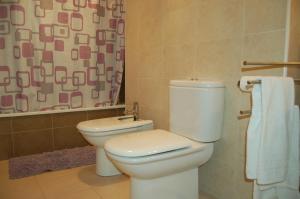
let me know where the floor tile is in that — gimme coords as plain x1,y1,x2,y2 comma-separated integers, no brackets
92,177,130,199
0,161,43,198
34,166,83,182
199,192,216,199
0,161,45,199
78,165,130,199
35,166,91,199
0,160,8,176
44,188,102,199
0,160,215,199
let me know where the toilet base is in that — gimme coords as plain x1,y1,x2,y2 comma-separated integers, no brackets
131,168,198,199
96,147,121,176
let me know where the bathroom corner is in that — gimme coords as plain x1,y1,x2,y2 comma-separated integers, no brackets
125,0,293,198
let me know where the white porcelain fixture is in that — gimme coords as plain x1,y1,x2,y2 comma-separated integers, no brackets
77,116,153,176
104,80,225,199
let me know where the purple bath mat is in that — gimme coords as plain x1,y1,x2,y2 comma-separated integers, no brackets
9,146,96,179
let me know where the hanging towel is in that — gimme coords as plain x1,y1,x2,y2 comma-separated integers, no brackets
240,76,263,179
256,77,294,184
254,105,300,199
240,76,299,199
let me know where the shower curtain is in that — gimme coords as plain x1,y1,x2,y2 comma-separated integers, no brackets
0,0,125,113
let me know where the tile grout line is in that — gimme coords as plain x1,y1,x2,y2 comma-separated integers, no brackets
33,176,49,199
244,28,286,37
51,114,55,151
10,117,15,157
10,128,54,134
89,186,104,199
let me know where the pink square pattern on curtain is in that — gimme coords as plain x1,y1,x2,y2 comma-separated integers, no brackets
0,0,125,114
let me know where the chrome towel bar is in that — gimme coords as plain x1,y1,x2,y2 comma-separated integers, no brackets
237,79,300,87
238,78,300,118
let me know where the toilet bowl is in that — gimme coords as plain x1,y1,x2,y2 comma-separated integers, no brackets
77,115,153,176
105,129,214,199
104,80,225,199
105,130,213,179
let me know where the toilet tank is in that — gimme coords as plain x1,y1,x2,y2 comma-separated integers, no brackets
169,80,225,142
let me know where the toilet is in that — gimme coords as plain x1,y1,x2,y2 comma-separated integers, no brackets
77,116,153,176
104,80,225,199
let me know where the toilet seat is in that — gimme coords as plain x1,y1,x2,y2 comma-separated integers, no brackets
105,129,193,157
77,116,153,136
105,129,212,165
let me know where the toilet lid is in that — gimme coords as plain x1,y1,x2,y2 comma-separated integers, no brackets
77,116,153,133
104,129,192,157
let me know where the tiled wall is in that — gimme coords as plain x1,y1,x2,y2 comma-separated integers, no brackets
288,0,300,105
0,108,124,160
125,0,288,198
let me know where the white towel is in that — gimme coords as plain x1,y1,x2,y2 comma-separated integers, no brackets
257,77,294,184
254,106,300,199
240,76,299,199
244,79,263,179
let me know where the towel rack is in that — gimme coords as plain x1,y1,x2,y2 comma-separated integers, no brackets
239,60,300,118
237,79,300,87
243,61,300,66
238,79,300,117
241,61,300,71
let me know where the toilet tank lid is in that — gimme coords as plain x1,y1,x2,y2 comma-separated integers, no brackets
77,116,153,133
104,129,192,157
170,80,224,88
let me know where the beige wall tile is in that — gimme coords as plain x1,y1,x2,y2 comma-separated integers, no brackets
288,0,300,63
163,44,196,79
162,3,197,46
165,0,195,12
242,30,285,76
136,78,165,111
138,3,163,50
137,47,165,79
193,0,243,42
245,0,287,34
194,39,242,79
287,0,300,105
243,30,286,61
125,1,141,51
125,61,139,107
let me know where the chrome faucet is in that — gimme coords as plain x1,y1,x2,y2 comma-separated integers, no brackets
121,102,139,121
133,102,139,121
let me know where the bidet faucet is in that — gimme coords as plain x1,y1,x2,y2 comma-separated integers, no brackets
133,102,139,121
